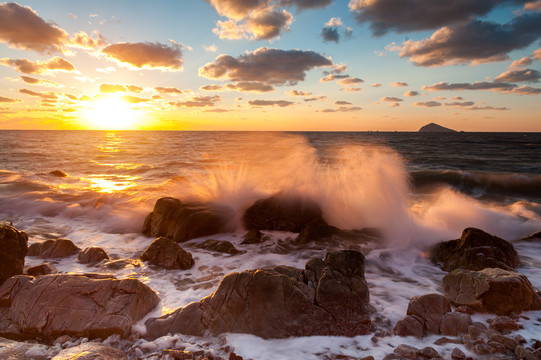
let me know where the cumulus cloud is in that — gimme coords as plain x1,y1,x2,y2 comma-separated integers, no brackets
213,19,247,39
248,99,295,107
343,87,361,92
512,85,541,95
121,95,149,104
381,96,403,102
320,74,349,82
204,44,218,52
0,3,68,53
494,69,541,83
398,13,541,67
102,41,183,70
303,95,327,101
337,77,363,85
508,57,533,70
404,90,420,97
279,0,331,9
200,47,332,88
390,81,408,87
323,65,347,75
0,96,21,103
127,85,143,93
413,101,442,107
524,0,541,10
225,82,275,92
69,31,106,49
154,86,185,94
246,8,293,40
321,17,352,43
0,57,75,74
201,84,224,91
533,48,541,61
174,95,221,107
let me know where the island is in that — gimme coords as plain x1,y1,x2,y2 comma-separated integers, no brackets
418,122,457,133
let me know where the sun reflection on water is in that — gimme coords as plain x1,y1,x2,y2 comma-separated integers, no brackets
86,175,138,193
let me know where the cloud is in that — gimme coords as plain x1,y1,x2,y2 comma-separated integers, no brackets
444,101,475,107
508,56,533,70
0,3,68,53
154,86,185,94
200,47,332,87
19,88,58,99
404,90,420,97
466,106,510,110
321,17,352,43
343,87,362,92
525,0,541,10
337,77,363,85
303,95,327,101
422,81,517,91
99,84,127,93
511,85,541,94
203,108,232,113
174,95,221,107
201,84,224,91
213,19,246,39
204,44,218,52
225,81,275,92
102,41,183,70
121,95,149,104
19,76,59,86
289,90,312,96
246,8,293,40
321,26,340,43
279,0,331,9
334,100,352,105
413,101,442,107
371,83,382,87
248,99,295,107
398,13,541,67
0,96,21,103
206,0,267,19
390,81,408,87
381,96,403,102
127,85,143,93
320,74,349,82
533,48,541,61
494,69,541,83
69,31,106,49
320,106,362,112
0,57,75,74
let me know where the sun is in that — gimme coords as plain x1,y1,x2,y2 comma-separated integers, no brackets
83,95,141,130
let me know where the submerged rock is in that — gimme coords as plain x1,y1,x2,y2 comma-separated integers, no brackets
142,197,235,243
0,274,160,340
27,238,81,259
0,224,28,286
141,237,194,270
145,249,372,339
429,227,519,272
51,342,127,360
240,229,264,244
196,239,243,255
442,268,541,315
77,246,109,265
26,262,57,276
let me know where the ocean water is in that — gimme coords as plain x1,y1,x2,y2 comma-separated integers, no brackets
1,130,540,359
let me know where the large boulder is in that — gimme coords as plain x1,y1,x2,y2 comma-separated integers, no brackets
0,224,28,286
141,237,194,270
442,268,541,315
52,342,127,360
429,228,519,272
77,247,109,265
393,294,451,338
142,197,235,242
242,193,323,232
27,239,81,259
145,250,372,339
0,274,160,340
196,239,243,255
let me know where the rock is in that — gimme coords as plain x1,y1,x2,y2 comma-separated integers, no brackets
393,294,451,338
242,193,323,232
145,250,372,339
51,342,127,359
241,229,264,244
429,227,519,272
516,345,537,360
26,263,57,276
489,316,520,331
442,268,541,315
440,312,471,336
77,247,109,264
519,231,541,242
419,123,457,133
27,239,81,259
0,224,28,285
141,237,194,270
49,170,68,178
294,221,360,244
162,349,193,360
434,337,462,346
455,305,475,315
196,239,243,255
393,315,424,338
0,274,160,340
468,322,487,339
393,344,418,359
490,334,519,351
451,347,466,360
142,197,235,243
103,259,141,270
418,347,441,359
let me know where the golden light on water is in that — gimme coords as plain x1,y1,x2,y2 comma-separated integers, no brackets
83,95,142,130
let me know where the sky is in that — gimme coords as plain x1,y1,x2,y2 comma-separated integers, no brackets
0,0,540,131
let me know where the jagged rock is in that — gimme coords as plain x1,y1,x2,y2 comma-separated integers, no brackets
196,239,243,255
0,224,28,285
393,315,424,338
145,250,371,339
0,274,159,340
240,229,264,245
442,268,541,315
142,197,235,243
429,227,519,271
242,193,323,232
51,342,127,359
27,239,81,259
26,263,57,276
393,294,451,338
77,247,109,264
141,237,194,270
162,349,194,359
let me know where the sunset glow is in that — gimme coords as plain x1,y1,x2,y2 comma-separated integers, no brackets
83,96,141,130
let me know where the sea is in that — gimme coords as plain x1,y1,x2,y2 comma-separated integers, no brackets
0,130,540,359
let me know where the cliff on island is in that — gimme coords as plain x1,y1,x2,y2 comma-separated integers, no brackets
419,122,457,133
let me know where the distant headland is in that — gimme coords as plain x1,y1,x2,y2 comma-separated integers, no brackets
418,123,457,133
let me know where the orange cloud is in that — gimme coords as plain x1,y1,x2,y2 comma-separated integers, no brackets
154,86,186,94
19,76,59,87
102,42,183,70
224,82,274,92
0,57,75,74
121,95,150,103
174,95,221,107
69,31,106,49
99,84,127,93
19,88,59,99
0,96,21,103
248,99,294,107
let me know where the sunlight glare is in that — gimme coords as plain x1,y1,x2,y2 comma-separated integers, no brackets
84,96,141,130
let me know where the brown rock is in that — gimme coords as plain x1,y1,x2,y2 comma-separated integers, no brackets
103,259,141,270
519,231,541,242
0,224,28,285
0,274,159,340
163,349,194,360
394,293,451,337
241,229,264,244
429,227,519,271
141,237,194,270
77,247,109,264
145,250,371,339
49,170,68,178
51,342,127,359
26,263,57,276
489,316,520,331
393,344,418,359
418,347,441,359
242,193,323,232
294,221,348,244
455,306,475,315
142,197,234,243
490,334,519,351
451,347,466,360
440,312,471,336
27,239,80,259
393,315,424,338
433,337,462,346
196,239,243,255
516,345,537,360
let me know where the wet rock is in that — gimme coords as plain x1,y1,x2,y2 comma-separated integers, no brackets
393,294,451,338
77,246,109,264
26,262,57,276
49,170,68,178
490,334,519,351
516,345,537,360
145,250,372,339
451,347,466,360
240,229,264,245
442,268,541,315
519,231,541,242
51,342,127,359
429,227,519,271
419,347,442,359
433,337,462,346
489,316,520,332
27,238,81,259
103,259,141,270
394,315,424,338
163,349,194,359
467,322,487,339
0,224,28,285
242,193,323,232
294,221,345,244
142,197,234,243
455,305,475,315
440,312,471,336
196,239,243,255
393,344,418,359
0,274,159,340
141,237,194,270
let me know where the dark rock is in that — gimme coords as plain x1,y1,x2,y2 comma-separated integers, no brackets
77,246,109,264
141,237,194,270
294,221,346,244
51,342,127,359
26,263,57,276
241,229,264,244
103,259,141,270
440,312,471,336
0,225,28,285
429,228,519,272
451,347,466,360
418,347,441,359
229,352,243,360
196,239,243,255
242,193,323,232
49,170,68,178
393,315,424,338
393,344,418,359
515,345,537,360
490,334,519,351
455,305,475,315
393,294,451,338
0,274,159,340
442,268,541,315
433,337,462,346
305,257,325,283
27,239,81,259
142,197,234,243
467,323,486,339
145,250,371,339
489,316,520,331
519,231,541,242
163,349,194,360
419,123,456,133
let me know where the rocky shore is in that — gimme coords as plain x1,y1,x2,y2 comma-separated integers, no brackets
1,194,541,360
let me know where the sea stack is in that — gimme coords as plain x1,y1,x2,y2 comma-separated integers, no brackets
418,123,457,133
